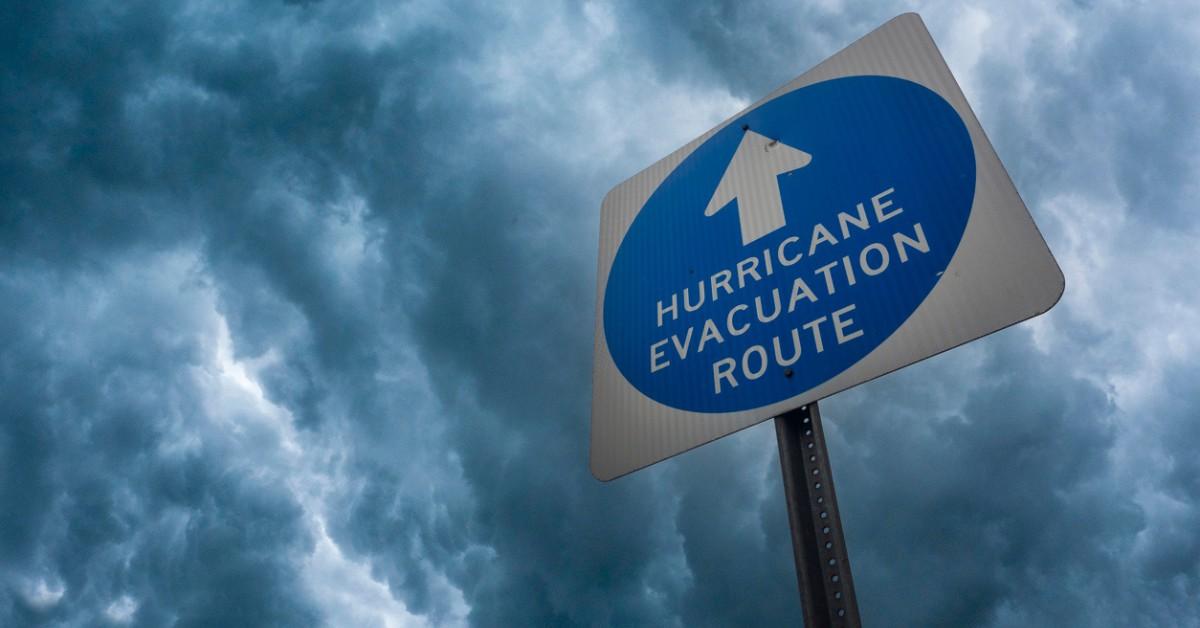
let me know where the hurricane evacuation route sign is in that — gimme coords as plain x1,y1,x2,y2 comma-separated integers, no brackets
591,13,1064,481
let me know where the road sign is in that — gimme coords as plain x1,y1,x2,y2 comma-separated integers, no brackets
591,13,1063,481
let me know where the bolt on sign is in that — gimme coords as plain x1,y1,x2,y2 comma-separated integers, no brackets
591,13,1064,481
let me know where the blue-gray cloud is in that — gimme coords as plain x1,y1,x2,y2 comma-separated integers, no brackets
2,1,1199,626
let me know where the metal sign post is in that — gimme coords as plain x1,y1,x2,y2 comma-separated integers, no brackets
776,402,860,627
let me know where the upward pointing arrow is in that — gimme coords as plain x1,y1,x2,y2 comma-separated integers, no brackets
704,130,812,245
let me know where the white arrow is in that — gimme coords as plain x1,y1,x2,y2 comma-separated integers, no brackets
704,130,812,245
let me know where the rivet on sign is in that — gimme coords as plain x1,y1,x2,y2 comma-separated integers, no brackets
741,124,750,131
784,367,794,378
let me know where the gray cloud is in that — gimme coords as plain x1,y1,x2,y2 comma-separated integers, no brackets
2,1,1199,626
0,257,319,626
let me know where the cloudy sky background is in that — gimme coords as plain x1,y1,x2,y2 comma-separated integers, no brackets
2,1,1198,626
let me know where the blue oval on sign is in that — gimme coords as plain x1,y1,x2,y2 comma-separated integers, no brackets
604,76,975,413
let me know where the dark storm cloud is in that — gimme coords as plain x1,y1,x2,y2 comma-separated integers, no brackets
0,261,318,626
0,1,406,623
3,0,1199,626
960,2,1200,231
609,0,877,99
824,329,1142,626
344,70,699,627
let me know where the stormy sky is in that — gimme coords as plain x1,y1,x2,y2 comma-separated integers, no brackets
2,1,1198,626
